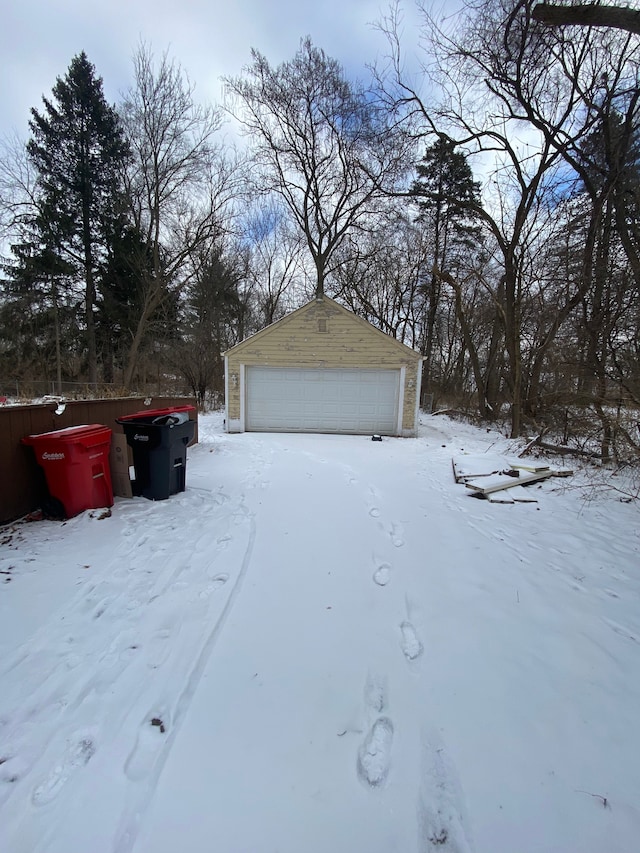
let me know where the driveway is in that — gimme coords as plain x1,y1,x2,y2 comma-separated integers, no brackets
0,414,638,853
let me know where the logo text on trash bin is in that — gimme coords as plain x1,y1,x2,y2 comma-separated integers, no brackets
134,434,150,441
42,451,66,460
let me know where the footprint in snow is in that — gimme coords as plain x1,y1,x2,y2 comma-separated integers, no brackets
357,717,394,787
364,672,387,714
372,563,391,587
389,523,405,548
367,486,382,518
417,735,473,853
92,598,111,620
0,754,26,801
199,573,229,599
32,733,96,806
400,621,423,662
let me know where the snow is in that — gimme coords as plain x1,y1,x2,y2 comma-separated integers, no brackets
1,412,639,853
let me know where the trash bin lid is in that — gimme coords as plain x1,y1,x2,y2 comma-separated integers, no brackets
116,405,195,423
21,424,111,446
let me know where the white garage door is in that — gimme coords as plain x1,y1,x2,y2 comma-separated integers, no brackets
245,367,400,434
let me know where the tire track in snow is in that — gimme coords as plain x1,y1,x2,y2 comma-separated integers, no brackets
113,501,257,853
0,500,208,692
0,490,243,832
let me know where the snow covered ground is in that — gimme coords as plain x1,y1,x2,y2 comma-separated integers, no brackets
0,412,639,853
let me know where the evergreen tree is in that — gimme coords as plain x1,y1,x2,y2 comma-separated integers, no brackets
411,137,482,403
0,241,79,389
95,219,180,386
175,245,245,406
95,222,149,384
26,52,130,384
411,136,483,287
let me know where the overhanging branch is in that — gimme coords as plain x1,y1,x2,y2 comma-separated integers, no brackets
532,3,640,35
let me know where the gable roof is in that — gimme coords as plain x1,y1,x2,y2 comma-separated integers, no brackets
224,295,420,360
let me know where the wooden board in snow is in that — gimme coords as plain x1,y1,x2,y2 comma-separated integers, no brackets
464,469,553,495
452,454,511,483
486,485,540,504
509,462,551,474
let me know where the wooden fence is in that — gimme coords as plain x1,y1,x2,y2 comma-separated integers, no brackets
0,397,198,525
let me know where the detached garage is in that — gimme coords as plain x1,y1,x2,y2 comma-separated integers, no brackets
224,296,422,436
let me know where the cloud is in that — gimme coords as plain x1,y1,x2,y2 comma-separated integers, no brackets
1,0,416,137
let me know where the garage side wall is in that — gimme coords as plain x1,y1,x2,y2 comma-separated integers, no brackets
225,298,421,435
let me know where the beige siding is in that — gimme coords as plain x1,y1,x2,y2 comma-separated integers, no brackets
225,297,421,434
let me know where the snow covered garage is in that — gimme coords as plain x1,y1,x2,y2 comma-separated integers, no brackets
224,296,422,436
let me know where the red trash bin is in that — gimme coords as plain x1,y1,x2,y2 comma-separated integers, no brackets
22,424,114,518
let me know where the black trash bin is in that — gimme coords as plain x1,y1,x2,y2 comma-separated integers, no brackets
116,406,196,500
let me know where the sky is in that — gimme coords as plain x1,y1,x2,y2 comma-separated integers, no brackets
0,0,440,139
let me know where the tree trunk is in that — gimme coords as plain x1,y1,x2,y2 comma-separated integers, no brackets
484,311,503,418
315,263,325,299
85,265,97,386
83,196,98,386
501,256,523,438
422,272,440,397
52,279,62,396
123,300,155,389
437,268,490,419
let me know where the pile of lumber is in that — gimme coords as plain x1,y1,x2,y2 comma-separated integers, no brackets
452,454,571,504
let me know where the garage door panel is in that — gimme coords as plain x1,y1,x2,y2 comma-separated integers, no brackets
245,367,400,434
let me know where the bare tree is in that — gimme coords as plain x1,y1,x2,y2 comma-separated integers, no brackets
173,238,247,406
375,0,640,438
330,211,430,345
225,37,408,298
242,198,305,328
380,4,568,433
0,133,79,392
473,0,640,452
119,44,242,388
0,132,38,248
